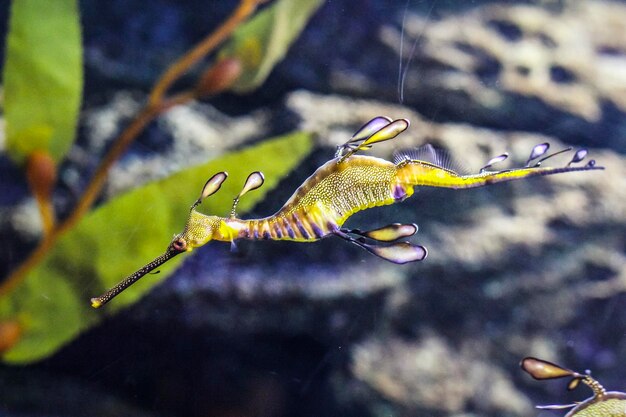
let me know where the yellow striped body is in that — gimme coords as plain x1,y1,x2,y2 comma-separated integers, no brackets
223,156,400,242
188,153,600,247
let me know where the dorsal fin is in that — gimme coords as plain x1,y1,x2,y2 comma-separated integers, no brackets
393,144,468,174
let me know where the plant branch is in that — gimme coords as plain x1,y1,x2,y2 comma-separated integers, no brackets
33,194,56,237
149,0,267,107
0,0,267,299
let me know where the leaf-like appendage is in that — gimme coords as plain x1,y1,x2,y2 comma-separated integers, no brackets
237,171,265,199
521,357,576,380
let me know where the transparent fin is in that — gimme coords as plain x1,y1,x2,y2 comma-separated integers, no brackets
394,143,468,174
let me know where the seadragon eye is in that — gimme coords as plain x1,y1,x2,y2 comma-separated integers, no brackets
171,238,187,252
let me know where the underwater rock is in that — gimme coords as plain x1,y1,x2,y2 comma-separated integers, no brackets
81,92,270,198
346,334,531,415
377,0,626,149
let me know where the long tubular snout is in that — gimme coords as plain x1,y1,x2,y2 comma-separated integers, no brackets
90,250,181,308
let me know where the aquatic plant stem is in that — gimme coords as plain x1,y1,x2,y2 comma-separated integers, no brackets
149,0,268,107
28,180,56,239
25,151,58,238
57,91,196,236
0,0,267,299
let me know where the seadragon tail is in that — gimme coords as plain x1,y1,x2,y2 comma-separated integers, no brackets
393,143,603,190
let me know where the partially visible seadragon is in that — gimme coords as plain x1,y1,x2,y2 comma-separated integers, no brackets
522,357,626,417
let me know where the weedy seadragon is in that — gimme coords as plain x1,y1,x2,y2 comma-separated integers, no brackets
522,357,626,416
91,117,603,308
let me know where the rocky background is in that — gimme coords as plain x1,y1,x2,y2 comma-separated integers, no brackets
1,0,625,416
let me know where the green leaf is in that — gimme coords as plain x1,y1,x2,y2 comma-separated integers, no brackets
220,0,323,93
3,0,83,165
0,132,313,363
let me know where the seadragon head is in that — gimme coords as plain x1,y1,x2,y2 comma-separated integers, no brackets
169,170,230,253
90,171,264,308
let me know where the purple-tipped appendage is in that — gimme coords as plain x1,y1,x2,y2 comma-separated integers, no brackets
526,143,550,166
480,153,508,172
568,149,588,166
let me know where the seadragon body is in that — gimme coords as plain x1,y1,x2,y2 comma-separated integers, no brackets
192,153,595,245
91,117,603,308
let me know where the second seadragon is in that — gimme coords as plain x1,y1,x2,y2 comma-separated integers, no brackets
91,117,603,308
